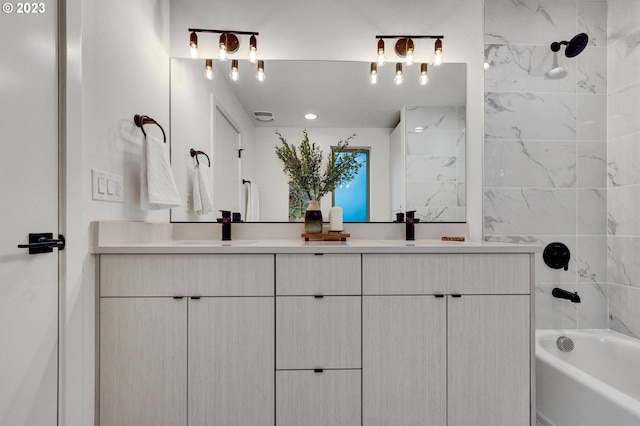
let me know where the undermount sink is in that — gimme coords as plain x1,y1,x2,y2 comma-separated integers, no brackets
152,240,257,246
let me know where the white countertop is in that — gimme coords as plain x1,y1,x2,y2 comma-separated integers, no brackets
94,238,540,254
92,221,541,254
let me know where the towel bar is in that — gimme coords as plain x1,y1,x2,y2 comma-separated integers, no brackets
190,148,211,167
134,114,166,143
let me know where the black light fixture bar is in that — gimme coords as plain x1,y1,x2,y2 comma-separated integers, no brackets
376,35,443,39
188,28,259,36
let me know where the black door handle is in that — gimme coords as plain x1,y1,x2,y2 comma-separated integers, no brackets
18,233,65,254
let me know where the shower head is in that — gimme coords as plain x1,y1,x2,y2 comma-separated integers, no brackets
550,33,589,57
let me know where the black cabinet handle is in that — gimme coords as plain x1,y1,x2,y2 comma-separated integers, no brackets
191,296,201,300
314,295,324,299
173,296,184,300
314,369,324,373
451,294,462,298
314,253,324,256
434,294,444,298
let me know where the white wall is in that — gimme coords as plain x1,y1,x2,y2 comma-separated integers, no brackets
170,0,485,238
255,127,392,221
62,0,171,424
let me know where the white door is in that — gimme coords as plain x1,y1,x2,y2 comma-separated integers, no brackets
0,3,59,425
213,105,241,213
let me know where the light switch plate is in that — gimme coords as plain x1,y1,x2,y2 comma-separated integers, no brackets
92,169,123,202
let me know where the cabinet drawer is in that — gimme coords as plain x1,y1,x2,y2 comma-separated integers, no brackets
276,369,361,426
363,254,454,295
363,253,530,295
100,254,274,297
276,254,360,295
276,296,360,369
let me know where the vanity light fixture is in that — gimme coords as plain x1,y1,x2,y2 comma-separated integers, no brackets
190,32,199,59
376,39,385,66
249,35,258,64
255,60,265,82
369,62,379,84
204,58,214,80
187,28,260,63
419,63,429,85
229,59,239,81
394,63,404,85
434,38,443,65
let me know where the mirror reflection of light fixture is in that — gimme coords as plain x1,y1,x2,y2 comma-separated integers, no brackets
377,39,385,66
249,35,258,64
255,60,265,82
369,62,379,84
204,58,214,80
419,63,429,85
434,38,443,65
395,38,415,66
190,32,199,59
218,33,240,61
229,59,239,81
394,63,404,85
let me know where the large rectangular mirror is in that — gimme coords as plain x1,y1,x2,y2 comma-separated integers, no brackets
169,58,466,222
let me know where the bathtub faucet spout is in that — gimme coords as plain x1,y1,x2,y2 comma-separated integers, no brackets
552,287,581,303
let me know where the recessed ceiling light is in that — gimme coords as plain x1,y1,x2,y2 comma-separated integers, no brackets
304,113,317,120
414,126,425,133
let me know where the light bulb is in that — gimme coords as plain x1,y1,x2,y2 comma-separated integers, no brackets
405,51,414,66
434,38,443,66
189,32,198,59
219,34,228,61
394,63,403,85
419,63,429,85
255,60,265,82
204,59,213,80
229,59,239,81
377,39,385,66
369,62,379,84
249,35,258,64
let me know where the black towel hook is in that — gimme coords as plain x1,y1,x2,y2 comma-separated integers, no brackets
190,148,211,167
134,114,166,143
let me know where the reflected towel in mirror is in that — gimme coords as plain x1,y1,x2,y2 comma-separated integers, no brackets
244,181,260,221
140,134,181,210
192,163,214,215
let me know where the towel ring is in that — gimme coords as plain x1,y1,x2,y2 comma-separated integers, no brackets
190,148,211,167
134,114,166,143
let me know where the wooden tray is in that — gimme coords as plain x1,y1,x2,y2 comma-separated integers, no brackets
302,233,350,241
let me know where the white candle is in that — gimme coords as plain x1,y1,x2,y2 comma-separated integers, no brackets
329,206,343,231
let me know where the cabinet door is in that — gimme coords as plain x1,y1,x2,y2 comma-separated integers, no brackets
276,296,361,369
188,297,274,426
448,295,530,426
100,298,187,426
276,369,361,426
363,295,447,425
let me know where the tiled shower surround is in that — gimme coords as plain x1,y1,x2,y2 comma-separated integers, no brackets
607,0,640,338
485,0,640,337
483,0,608,329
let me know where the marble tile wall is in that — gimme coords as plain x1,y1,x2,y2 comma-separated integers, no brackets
405,106,466,221
484,0,608,329
607,0,640,338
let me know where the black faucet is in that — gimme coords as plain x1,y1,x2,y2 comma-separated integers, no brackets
405,210,416,241
217,210,232,241
552,287,581,303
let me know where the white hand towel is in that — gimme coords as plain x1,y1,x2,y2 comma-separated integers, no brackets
140,134,181,210
192,164,214,215
244,181,260,221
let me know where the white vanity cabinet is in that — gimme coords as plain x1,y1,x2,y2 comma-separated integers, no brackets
98,254,275,426
275,253,362,425
362,253,531,426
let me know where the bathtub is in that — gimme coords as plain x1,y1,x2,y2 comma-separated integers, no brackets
536,329,640,426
